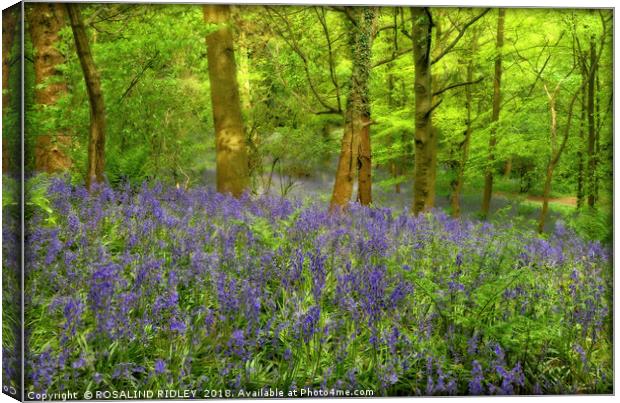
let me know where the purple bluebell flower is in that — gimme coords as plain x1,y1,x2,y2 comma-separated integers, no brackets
154,359,166,374
469,360,484,395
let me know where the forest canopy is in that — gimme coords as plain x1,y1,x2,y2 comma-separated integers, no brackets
3,4,614,234
6,4,612,238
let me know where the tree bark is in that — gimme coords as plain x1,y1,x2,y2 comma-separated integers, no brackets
503,158,512,177
411,7,434,215
204,4,249,197
449,29,478,218
357,115,372,205
426,14,444,210
480,8,505,219
27,3,72,174
538,164,554,234
586,35,596,208
576,72,586,209
2,6,17,173
330,7,377,210
66,4,106,190
593,60,601,204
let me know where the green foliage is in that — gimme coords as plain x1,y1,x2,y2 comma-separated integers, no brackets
566,207,612,244
21,5,612,227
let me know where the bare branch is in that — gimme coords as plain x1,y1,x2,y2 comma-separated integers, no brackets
314,6,342,111
372,46,413,68
433,76,484,97
266,7,340,113
431,8,490,65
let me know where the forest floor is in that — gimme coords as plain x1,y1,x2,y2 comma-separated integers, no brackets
202,165,575,233
494,191,578,207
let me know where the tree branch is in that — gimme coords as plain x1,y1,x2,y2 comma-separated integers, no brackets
431,8,490,65
372,46,413,68
118,51,159,104
424,99,443,119
433,76,484,97
266,7,339,113
314,6,342,111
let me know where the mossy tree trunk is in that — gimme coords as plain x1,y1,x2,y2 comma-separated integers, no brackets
410,7,434,215
330,7,377,210
2,6,17,173
66,4,106,190
27,3,73,173
204,4,249,198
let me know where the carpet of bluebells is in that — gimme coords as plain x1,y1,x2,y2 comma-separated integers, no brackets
13,177,612,396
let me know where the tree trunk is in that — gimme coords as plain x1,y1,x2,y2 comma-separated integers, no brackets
450,29,478,218
411,7,434,215
355,8,377,207
586,35,596,208
426,12,446,209
237,27,252,114
538,80,581,234
2,6,17,173
357,115,372,205
593,62,601,204
331,112,357,209
27,3,72,174
388,10,400,195
330,7,377,210
503,158,512,177
66,4,106,190
576,73,586,209
538,164,554,234
480,8,505,219
204,4,249,198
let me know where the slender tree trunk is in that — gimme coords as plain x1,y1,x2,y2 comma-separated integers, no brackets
576,75,586,209
391,162,401,193
450,29,478,218
538,164,554,234
330,7,377,210
586,35,596,208
2,6,17,173
66,4,106,190
204,4,249,197
27,3,72,173
480,9,505,219
538,85,558,234
538,81,581,233
410,7,434,215
503,158,512,177
593,64,601,203
425,15,442,210
388,9,401,195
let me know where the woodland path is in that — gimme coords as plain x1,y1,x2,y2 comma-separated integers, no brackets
495,191,577,207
